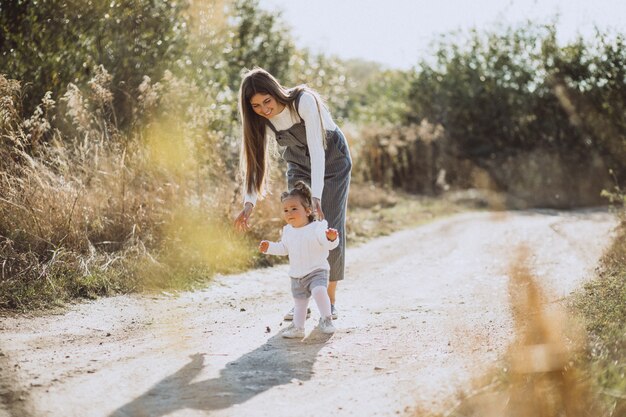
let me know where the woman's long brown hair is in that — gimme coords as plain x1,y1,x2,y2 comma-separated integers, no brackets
238,67,326,197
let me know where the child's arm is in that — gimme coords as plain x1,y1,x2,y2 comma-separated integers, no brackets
260,226,289,256
315,221,340,250
260,240,288,256
325,228,340,250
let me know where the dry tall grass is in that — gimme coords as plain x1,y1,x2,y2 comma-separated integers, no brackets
503,247,599,417
354,121,448,195
437,246,602,417
0,70,255,310
354,119,613,209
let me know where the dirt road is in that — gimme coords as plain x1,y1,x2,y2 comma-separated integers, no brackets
0,209,617,417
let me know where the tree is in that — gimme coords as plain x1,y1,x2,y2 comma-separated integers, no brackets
406,24,586,157
341,59,411,125
222,0,295,93
0,0,189,128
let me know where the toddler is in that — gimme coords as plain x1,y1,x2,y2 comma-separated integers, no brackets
259,181,339,339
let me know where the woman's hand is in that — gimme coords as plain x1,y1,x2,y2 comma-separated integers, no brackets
312,197,324,220
259,240,269,253
234,202,254,232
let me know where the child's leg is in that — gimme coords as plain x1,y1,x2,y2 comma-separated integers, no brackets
311,286,332,318
292,297,309,329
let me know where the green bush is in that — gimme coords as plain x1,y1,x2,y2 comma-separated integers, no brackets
1,0,189,128
405,24,625,180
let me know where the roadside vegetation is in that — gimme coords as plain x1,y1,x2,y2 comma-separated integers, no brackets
1,12,625,407
1,0,624,412
572,201,626,416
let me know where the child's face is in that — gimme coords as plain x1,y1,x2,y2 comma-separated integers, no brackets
281,196,312,228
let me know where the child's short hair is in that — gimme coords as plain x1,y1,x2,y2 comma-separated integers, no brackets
281,181,316,222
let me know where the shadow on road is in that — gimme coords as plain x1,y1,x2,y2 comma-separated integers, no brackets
109,331,332,417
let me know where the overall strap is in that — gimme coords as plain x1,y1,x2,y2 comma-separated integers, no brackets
295,89,330,149
265,119,278,134
294,91,303,121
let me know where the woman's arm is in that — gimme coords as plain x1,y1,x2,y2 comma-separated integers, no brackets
234,202,254,232
235,130,275,230
298,92,326,204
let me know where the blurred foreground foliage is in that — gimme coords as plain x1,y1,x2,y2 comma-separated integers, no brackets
0,1,625,309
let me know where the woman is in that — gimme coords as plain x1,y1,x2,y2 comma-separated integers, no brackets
234,67,352,321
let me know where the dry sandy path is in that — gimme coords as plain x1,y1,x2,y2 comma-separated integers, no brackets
0,209,618,417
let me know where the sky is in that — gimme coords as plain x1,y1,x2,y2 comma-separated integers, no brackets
258,0,626,69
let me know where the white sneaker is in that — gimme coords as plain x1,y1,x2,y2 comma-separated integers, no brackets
331,305,338,320
283,307,311,321
282,323,305,339
318,316,336,334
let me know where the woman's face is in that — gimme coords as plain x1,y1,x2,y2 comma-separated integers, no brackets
249,93,285,119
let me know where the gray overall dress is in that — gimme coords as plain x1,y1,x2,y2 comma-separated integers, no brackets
266,93,352,282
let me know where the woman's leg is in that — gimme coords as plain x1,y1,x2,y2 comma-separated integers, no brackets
323,172,350,307
327,281,337,305
322,131,351,288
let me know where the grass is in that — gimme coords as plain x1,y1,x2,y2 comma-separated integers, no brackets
570,216,626,416
0,72,248,312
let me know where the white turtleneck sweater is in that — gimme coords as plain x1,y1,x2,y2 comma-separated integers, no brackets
244,91,338,206
265,219,339,278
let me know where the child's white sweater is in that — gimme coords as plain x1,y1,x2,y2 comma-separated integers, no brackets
265,220,339,278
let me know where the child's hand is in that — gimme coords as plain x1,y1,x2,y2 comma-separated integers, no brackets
259,240,269,253
326,228,338,242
